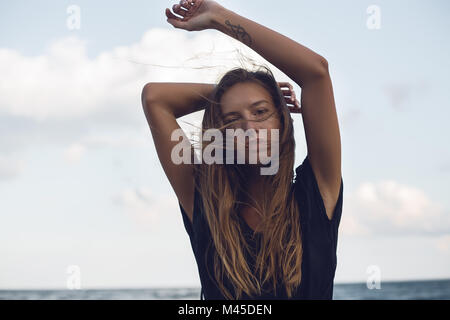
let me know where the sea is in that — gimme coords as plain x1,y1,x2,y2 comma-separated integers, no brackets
1,279,449,300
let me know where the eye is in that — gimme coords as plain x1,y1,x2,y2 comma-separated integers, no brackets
224,117,238,124
255,109,268,115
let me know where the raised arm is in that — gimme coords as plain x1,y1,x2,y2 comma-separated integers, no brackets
141,82,215,223
166,0,342,220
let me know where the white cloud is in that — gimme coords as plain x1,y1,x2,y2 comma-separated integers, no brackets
0,154,24,181
0,28,290,160
0,28,283,121
341,180,450,237
112,187,180,231
60,128,151,164
63,143,86,164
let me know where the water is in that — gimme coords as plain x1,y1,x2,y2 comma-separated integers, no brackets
1,279,449,300
332,279,450,300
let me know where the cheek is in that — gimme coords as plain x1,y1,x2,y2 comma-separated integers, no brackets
261,117,281,139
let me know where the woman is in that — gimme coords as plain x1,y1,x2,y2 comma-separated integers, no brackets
141,0,343,300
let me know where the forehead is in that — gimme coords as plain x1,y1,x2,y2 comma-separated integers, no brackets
220,82,272,112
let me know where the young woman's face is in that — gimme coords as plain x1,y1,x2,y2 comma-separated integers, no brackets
220,82,281,165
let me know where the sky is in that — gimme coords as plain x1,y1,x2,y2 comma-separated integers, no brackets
0,0,450,290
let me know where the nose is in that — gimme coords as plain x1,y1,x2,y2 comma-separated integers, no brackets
242,117,258,131
241,119,260,146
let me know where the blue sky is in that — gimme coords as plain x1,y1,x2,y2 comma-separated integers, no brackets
1,0,449,290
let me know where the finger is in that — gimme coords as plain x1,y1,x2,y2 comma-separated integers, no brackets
166,15,185,28
180,0,193,9
279,83,295,96
284,97,296,105
278,83,291,90
172,4,188,17
282,89,296,100
293,100,302,113
176,2,191,14
284,89,296,99
166,8,182,21
281,90,292,98
287,98,301,110
280,87,294,97
289,106,302,114
279,82,294,90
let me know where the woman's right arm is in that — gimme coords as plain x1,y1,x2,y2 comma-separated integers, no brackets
141,82,215,223
143,82,215,118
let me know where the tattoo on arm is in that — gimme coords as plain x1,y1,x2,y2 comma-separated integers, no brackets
224,20,253,46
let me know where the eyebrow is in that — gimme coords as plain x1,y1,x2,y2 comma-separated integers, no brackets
222,100,270,118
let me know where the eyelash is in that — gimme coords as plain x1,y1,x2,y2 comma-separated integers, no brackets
256,109,268,115
224,109,268,124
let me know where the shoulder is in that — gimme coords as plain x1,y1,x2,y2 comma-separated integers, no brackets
178,185,209,239
294,154,343,223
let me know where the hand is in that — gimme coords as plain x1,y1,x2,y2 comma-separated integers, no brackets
165,0,225,31
278,82,301,114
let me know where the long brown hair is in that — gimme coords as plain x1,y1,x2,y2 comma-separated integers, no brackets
192,64,302,299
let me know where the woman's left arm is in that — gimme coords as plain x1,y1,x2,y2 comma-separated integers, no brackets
167,0,342,219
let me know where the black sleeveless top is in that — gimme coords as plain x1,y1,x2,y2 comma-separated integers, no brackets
178,155,344,300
